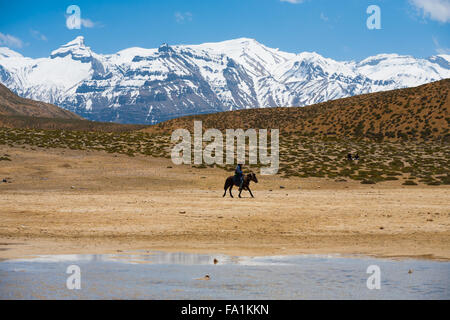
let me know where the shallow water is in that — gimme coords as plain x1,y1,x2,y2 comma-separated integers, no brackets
0,251,448,299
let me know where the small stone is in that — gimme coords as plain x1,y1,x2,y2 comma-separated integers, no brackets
196,274,211,281
280,186,285,189
213,258,218,265
408,269,413,274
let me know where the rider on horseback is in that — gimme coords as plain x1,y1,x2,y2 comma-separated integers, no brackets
224,164,257,198
235,163,244,191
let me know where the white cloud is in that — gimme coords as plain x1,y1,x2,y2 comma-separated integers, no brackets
30,29,47,41
81,18,96,28
432,36,450,54
410,0,450,23
175,11,193,24
280,0,306,3
280,0,305,3
0,32,24,48
320,12,328,22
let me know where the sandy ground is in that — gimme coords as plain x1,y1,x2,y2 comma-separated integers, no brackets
0,146,449,261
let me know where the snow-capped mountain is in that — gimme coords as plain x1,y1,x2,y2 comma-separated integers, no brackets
0,36,449,124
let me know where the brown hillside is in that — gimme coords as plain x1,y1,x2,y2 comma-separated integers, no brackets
0,83,146,132
0,83,82,120
145,79,449,141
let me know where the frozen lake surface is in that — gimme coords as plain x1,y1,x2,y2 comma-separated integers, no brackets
0,251,448,299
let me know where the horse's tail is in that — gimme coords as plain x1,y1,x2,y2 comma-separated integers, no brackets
224,177,231,190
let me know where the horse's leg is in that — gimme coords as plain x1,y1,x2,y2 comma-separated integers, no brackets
247,186,254,198
229,185,233,198
223,180,229,197
238,187,242,198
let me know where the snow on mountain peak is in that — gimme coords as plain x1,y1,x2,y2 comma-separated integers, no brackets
428,55,450,69
66,36,86,46
196,37,259,48
436,54,450,62
0,47,23,58
296,51,322,59
50,36,92,61
294,51,336,66
357,53,412,67
188,38,295,78
158,43,175,53
54,36,87,52
0,36,449,124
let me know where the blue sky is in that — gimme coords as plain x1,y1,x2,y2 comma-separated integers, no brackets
0,0,449,61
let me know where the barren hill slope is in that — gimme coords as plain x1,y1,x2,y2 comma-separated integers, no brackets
0,83,146,132
147,79,449,141
0,83,82,119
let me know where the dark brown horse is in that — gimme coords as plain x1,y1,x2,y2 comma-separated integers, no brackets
223,172,258,198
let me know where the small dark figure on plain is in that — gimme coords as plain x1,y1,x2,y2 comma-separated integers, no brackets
223,172,258,198
347,153,353,161
354,153,360,160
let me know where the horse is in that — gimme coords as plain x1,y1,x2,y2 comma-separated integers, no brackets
223,172,258,198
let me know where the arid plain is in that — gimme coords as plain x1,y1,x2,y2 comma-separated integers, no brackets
1,145,449,261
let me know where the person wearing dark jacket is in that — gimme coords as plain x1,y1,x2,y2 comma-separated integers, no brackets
235,163,244,190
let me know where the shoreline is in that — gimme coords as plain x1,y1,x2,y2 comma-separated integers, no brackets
1,236,450,262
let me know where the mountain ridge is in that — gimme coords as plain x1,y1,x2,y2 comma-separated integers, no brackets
1,36,449,124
